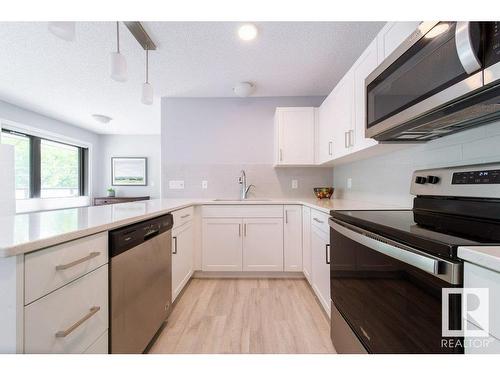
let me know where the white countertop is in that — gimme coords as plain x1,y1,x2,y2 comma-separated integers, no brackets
0,197,405,258
458,246,500,273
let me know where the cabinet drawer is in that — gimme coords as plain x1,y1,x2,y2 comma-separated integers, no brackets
311,209,330,234
25,232,108,304
84,330,108,354
202,205,283,218
172,206,194,229
464,262,500,339
24,265,108,354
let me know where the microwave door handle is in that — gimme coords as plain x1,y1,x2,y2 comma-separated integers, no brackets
455,21,482,75
330,221,441,276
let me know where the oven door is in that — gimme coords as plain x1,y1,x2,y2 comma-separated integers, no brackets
366,21,483,140
329,219,463,354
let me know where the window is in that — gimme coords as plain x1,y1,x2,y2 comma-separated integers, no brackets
1,128,87,199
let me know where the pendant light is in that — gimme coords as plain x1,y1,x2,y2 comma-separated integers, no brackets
141,48,153,105
48,22,76,41
110,22,127,82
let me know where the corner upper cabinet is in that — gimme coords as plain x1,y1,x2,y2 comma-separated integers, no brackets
275,107,317,166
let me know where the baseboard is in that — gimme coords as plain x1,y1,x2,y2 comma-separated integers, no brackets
192,270,305,279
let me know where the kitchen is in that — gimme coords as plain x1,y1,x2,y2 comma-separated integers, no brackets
1,1,500,372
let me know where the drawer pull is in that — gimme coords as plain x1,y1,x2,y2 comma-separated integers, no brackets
55,252,101,271
55,306,101,338
180,214,191,219
313,218,324,224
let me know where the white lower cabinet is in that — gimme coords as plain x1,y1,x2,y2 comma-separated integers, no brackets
24,265,108,354
284,205,302,272
311,221,331,317
172,222,194,301
302,206,312,283
202,218,243,271
84,330,108,354
243,218,283,271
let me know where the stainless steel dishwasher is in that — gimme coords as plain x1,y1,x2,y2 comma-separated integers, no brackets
109,214,173,354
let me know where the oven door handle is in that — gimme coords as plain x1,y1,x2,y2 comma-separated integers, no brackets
330,221,441,276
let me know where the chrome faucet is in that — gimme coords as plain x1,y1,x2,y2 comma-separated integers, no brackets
238,170,255,200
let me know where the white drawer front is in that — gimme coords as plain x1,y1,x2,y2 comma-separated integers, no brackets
24,265,108,354
84,330,108,354
172,206,194,229
464,262,500,340
311,209,329,234
25,232,108,304
202,205,283,218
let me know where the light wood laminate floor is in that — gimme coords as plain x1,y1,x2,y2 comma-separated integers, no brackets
150,278,336,354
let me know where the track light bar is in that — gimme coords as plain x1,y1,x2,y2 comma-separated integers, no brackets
123,22,156,50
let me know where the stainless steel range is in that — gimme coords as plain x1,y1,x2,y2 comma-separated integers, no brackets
329,162,500,354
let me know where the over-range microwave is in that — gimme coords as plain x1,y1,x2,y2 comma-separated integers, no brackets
365,21,500,142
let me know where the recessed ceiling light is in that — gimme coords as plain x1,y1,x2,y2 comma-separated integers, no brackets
238,23,258,41
92,114,113,124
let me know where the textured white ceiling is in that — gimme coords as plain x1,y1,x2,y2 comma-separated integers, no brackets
0,21,384,135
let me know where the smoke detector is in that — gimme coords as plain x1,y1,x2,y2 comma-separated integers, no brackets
233,82,255,97
92,114,113,124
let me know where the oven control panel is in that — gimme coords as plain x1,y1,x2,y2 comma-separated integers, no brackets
411,163,500,198
452,169,500,184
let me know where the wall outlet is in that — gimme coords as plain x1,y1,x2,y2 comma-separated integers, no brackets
291,179,298,189
347,178,352,189
169,180,185,189
202,180,208,189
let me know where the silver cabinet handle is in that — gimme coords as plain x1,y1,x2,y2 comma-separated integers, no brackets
279,149,283,162
349,129,354,147
325,244,330,265
285,210,288,224
55,252,100,271
328,141,333,156
180,214,190,219
344,131,349,148
172,236,178,254
239,224,241,237
313,217,324,224
455,22,481,74
55,306,100,338
244,223,247,237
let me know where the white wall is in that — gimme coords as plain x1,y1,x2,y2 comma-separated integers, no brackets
333,121,500,207
161,97,333,199
96,134,161,198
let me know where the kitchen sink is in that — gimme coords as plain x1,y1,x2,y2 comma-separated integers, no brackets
212,198,272,202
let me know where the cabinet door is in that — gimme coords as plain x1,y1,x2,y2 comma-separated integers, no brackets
377,21,421,62
284,205,302,272
352,38,378,152
302,206,312,283
318,91,335,164
172,222,194,301
332,71,354,159
311,225,331,317
202,218,242,271
242,218,283,271
277,108,315,165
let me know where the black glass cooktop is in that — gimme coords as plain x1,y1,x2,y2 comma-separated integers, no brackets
330,209,499,259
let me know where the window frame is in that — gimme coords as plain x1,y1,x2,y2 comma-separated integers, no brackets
1,127,87,199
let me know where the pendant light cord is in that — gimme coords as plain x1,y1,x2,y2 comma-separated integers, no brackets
116,21,120,53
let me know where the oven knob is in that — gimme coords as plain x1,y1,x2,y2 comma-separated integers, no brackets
427,175,440,184
415,176,427,184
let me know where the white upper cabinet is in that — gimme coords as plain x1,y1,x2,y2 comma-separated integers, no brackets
331,71,354,159
318,91,336,164
275,107,316,165
352,38,379,152
377,21,421,62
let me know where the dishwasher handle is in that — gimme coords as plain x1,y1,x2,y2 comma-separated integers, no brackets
144,228,160,241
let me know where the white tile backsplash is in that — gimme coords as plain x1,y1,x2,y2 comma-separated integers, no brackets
333,121,500,207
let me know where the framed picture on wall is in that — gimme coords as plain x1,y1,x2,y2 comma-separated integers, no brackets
111,157,147,186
